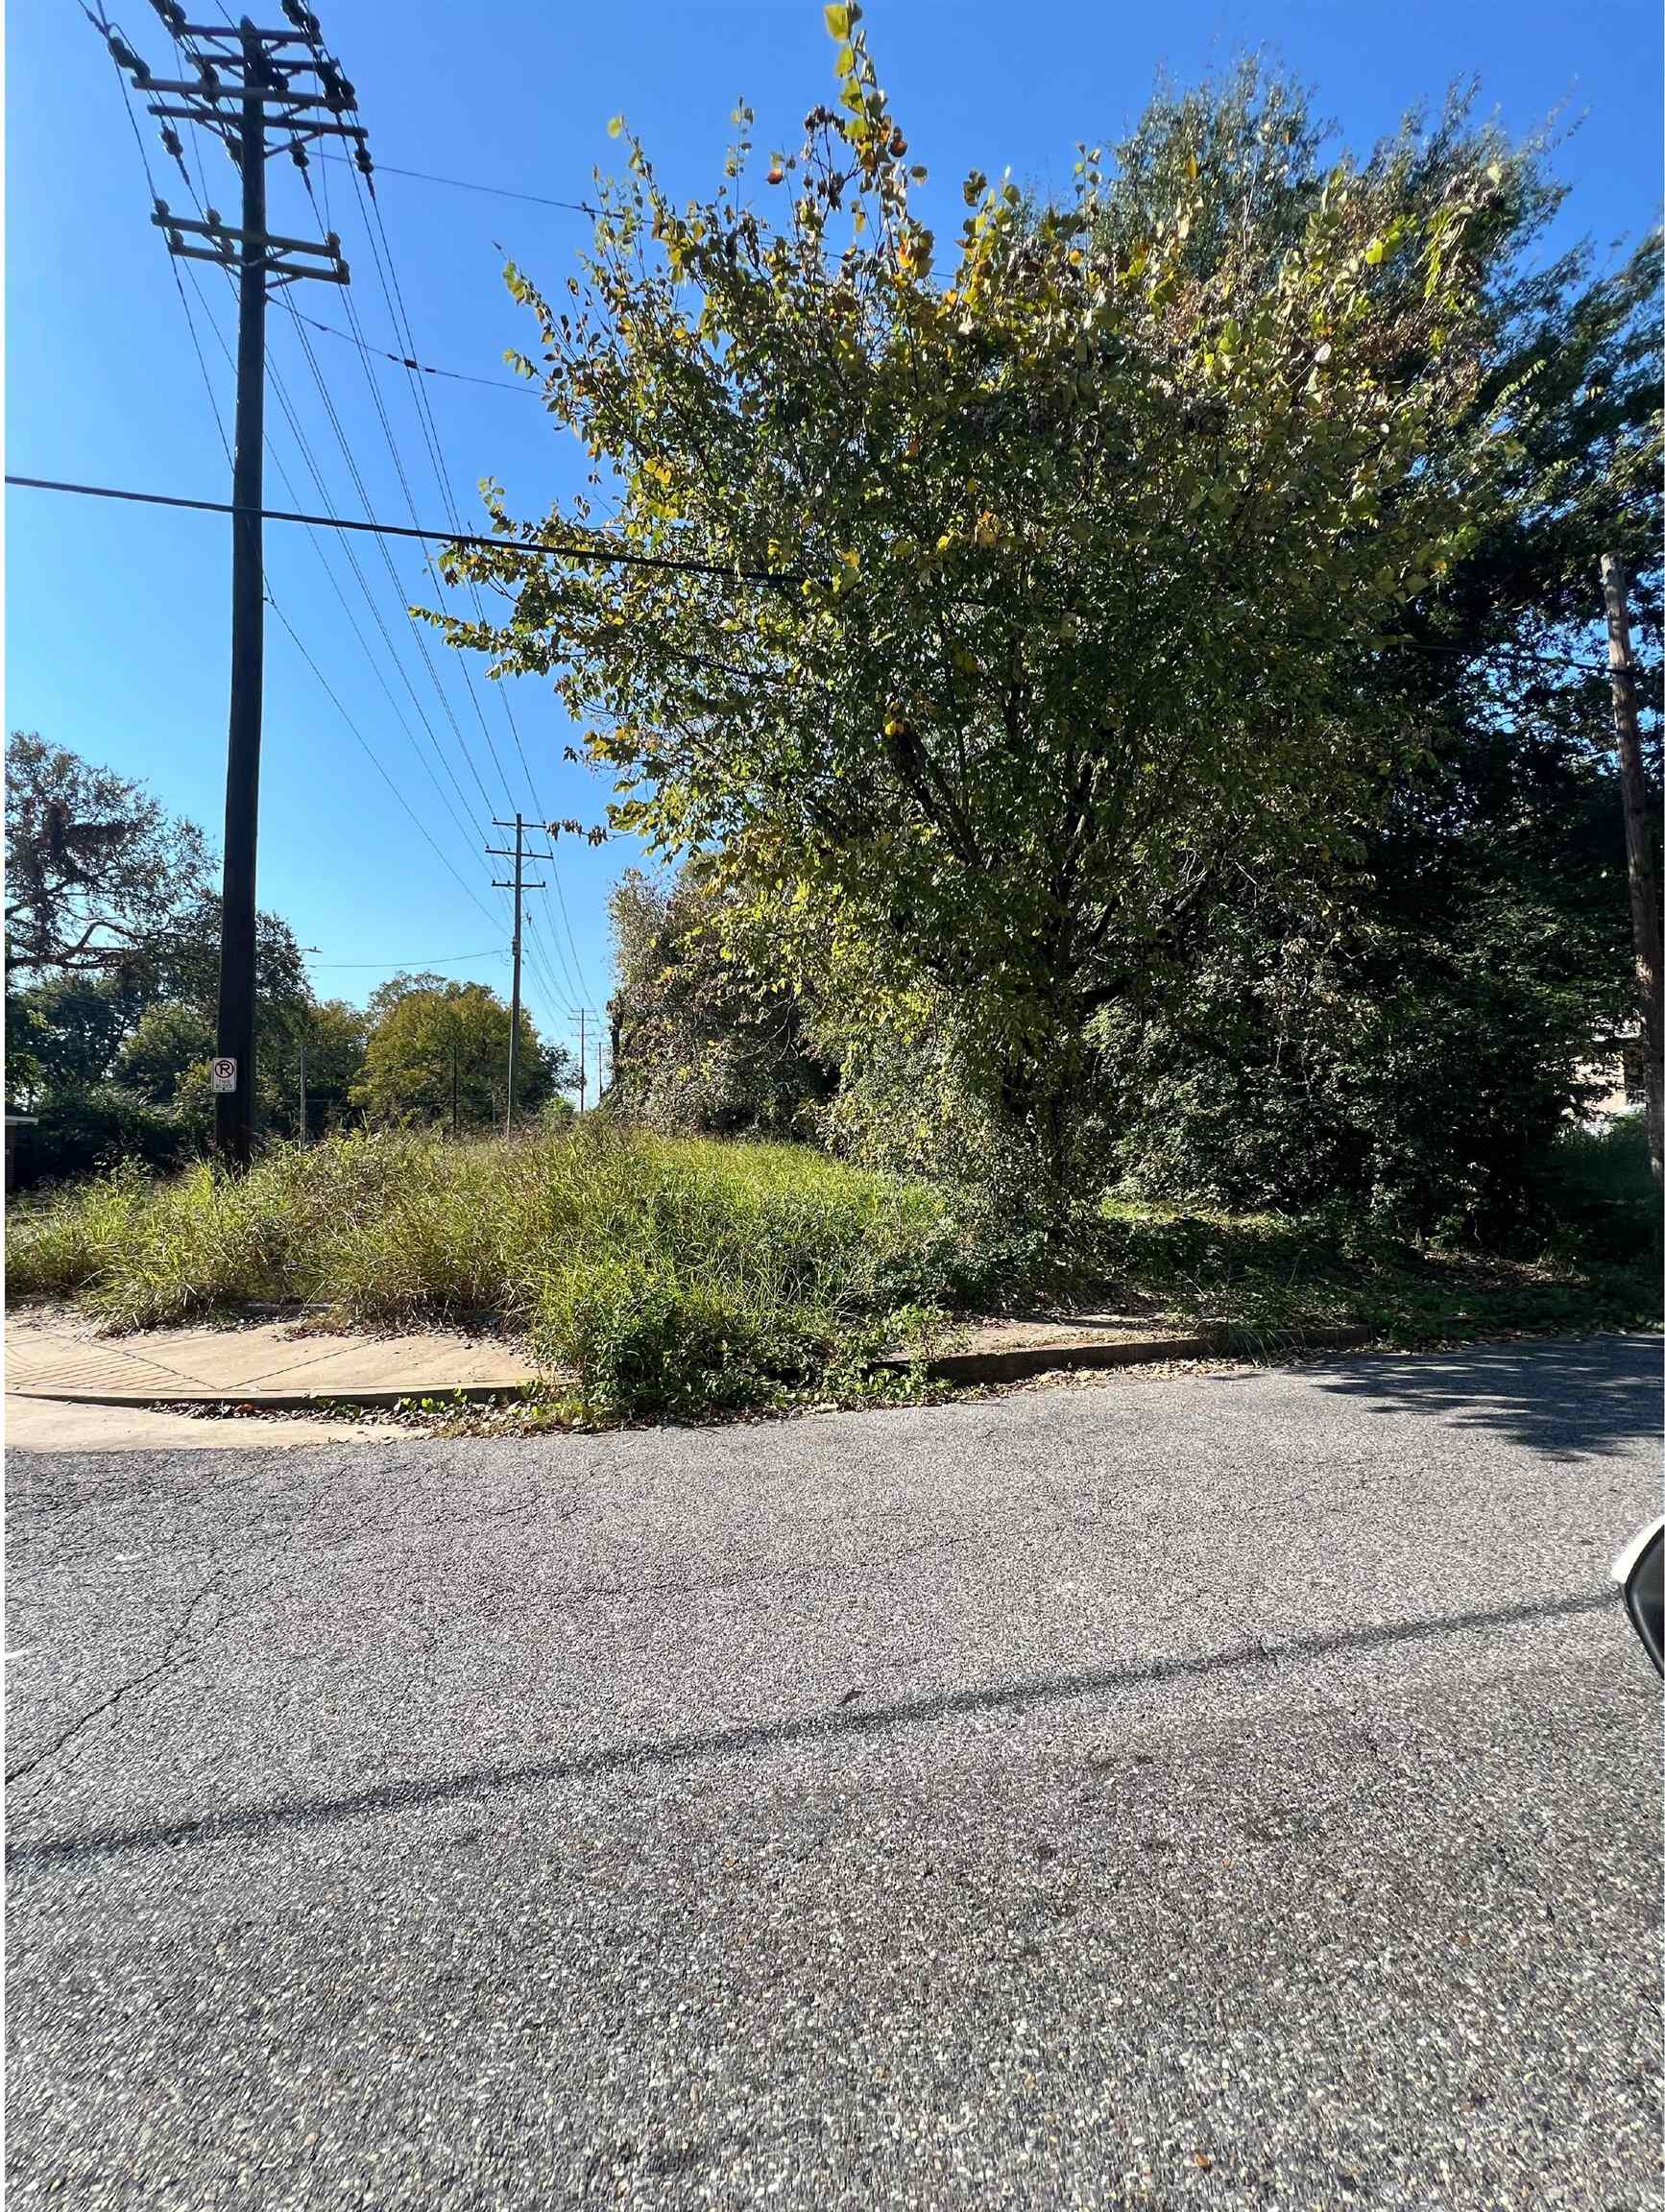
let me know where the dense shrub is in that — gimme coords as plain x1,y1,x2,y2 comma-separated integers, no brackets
1538,1113,1659,1261
20,1082,197,1185
5,1122,983,1414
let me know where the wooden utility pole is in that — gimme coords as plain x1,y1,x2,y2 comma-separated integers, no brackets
573,1007,588,1113
114,9,364,1169
488,815,548,1128
216,22,269,1173
1600,553,1663,1187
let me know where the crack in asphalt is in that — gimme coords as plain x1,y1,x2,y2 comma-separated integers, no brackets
4,1585,1612,1869
5,1570,228,1793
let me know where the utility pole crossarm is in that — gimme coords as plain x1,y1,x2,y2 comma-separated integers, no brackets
153,206,343,257
142,79,359,109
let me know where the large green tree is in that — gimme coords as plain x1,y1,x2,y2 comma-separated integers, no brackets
113,1001,218,1103
437,13,1540,1203
5,733,213,983
351,977,568,1132
280,999,370,1141
5,734,335,1168
608,860,833,1136
1084,71,1660,1233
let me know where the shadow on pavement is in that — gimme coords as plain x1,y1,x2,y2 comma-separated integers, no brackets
1306,1334,1661,1463
7,1584,1621,1870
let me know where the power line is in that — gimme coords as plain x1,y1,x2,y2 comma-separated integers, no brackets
519,920,573,1022
107,4,367,1169
298,237,520,827
308,950,505,970
9,473,1628,684
92,1,537,1078
261,346,492,846
200,148,524,946
523,903,579,1006
318,149,596,215
267,598,507,934
187,228,522,932
318,131,591,1000
309,109,583,986
174,258,512,927
279,304,503,819
84,4,506,953
278,301,536,394
4,474,801,581
81,2,233,470
82,12,633,1013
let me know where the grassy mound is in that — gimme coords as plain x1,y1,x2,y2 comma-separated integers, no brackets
5,1124,977,1414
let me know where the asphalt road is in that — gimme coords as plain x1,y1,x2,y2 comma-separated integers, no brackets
7,1336,1661,2211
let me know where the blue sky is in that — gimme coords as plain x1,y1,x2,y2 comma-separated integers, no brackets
8,0,1661,1070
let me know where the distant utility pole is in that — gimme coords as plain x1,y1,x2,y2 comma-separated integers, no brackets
1601,553,1663,1188
569,1008,600,1113
109,3,366,1171
571,1007,589,1113
296,944,320,1143
488,815,549,1128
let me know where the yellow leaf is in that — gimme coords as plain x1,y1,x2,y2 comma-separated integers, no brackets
824,3,852,34
607,114,624,138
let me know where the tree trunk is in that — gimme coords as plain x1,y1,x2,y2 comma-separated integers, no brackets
999,1019,1086,1247
1600,555,1664,1188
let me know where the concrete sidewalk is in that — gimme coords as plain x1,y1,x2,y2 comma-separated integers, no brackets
6,1302,1371,1423
5,1305,537,1412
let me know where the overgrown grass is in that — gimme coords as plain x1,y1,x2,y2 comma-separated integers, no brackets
5,1123,980,1415
10,1116,1655,1421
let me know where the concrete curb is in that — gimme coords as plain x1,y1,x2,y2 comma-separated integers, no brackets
6,1324,1376,1413
6,1382,535,1413
871,1324,1373,1386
